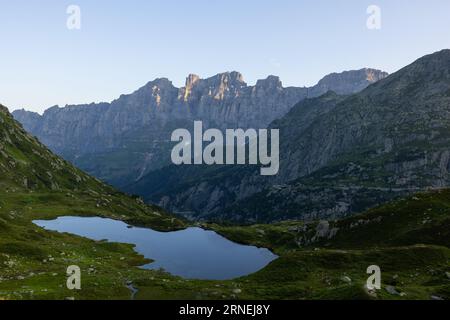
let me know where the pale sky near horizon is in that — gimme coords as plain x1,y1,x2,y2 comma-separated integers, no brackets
1,0,450,113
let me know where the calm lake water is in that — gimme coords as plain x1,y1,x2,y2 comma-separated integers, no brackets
33,216,278,280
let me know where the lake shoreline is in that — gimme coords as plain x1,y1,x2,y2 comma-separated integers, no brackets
33,216,278,281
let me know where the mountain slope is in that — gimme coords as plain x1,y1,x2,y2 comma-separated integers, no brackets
13,69,387,188
1,104,108,193
226,49,450,222
1,104,448,301
0,103,184,229
131,49,450,222
0,103,191,300
204,189,450,300
211,189,450,252
125,92,347,218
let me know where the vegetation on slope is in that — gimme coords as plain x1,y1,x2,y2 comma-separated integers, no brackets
0,104,449,300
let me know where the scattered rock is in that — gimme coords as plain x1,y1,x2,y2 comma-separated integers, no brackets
340,276,352,284
315,221,330,238
385,286,401,295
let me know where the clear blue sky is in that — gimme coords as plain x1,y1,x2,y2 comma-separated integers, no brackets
1,0,449,113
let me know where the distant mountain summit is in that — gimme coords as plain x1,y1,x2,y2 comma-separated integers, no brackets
309,68,388,96
13,69,387,187
126,50,450,223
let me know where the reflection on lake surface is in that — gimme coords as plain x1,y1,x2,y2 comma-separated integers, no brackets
33,216,278,280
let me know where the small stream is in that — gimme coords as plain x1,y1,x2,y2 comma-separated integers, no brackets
126,282,138,300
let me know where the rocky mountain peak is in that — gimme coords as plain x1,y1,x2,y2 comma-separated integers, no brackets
43,105,62,116
363,68,388,82
125,78,177,107
181,74,201,101
12,67,388,188
185,74,201,88
209,71,246,87
317,68,388,86
200,72,247,100
144,77,174,90
311,68,389,95
180,72,247,101
218,71,245,83
256,75,283,90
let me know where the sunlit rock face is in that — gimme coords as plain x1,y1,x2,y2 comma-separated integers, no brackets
13,69,387,188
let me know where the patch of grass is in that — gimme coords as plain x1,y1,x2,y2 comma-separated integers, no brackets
1,104,449,300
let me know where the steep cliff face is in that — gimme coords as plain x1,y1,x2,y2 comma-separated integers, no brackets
129,50,450,223
13,69,387,187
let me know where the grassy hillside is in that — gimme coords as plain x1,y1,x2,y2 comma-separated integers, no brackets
1,187,447,300
0,104,188,299
0,104,448,300
0,104,184,230
211,189,450,253
206,190,450,300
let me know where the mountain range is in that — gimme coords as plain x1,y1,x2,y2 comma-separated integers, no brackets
16,49,450,224
13,69,387,189
126,49,450,223
1,51,450,300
